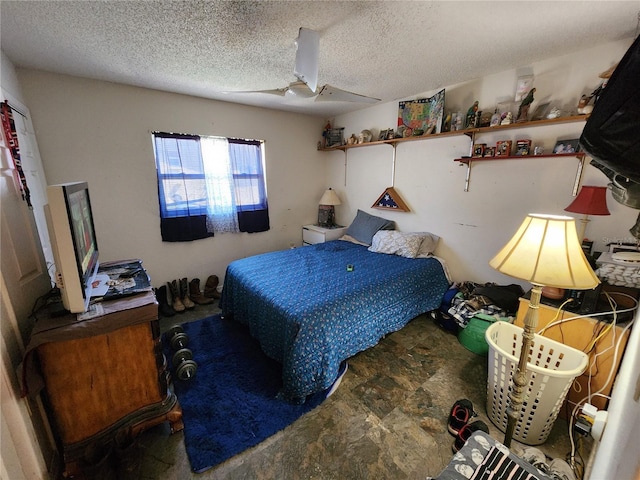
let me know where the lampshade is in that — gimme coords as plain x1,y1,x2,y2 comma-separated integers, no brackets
564,186,610,216
319,188,341,206
490,213,600,289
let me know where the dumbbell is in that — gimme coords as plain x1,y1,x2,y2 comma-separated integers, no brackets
166,325,197,381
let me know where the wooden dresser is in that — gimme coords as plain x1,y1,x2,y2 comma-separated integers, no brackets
24,289,183,478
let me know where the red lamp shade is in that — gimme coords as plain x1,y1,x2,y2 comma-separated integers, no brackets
564,186,610,216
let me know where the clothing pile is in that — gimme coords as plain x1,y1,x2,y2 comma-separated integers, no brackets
435,281,524,330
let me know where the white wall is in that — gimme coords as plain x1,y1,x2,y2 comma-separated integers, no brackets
16,71,327,286
328,38,638,288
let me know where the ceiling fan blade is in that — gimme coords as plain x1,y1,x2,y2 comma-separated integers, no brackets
315,85,380,103
226,87,287,96
254,88,288,96
294,27,319,93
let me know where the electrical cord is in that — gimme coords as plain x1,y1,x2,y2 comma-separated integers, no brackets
534,291,638,478
537,292,638,335
567,317,635,476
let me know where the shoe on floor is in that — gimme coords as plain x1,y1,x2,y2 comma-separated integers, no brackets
452,420,489,453
548,458,577,480
448,398,475,435
204,275,221,299
189,278,214,305
154,286,176,318
520,446,550,474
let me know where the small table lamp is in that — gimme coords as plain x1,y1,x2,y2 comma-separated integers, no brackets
317,188,341,228
564,185,610,241
489,213,600,447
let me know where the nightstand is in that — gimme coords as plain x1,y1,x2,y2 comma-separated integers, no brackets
302,224,347,245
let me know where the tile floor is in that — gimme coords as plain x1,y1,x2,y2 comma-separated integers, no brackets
91,303,581,479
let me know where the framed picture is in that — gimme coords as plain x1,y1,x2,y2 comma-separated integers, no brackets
325,128,345,147
472,143,486,157
398,89,445,135
484,146,496,157
496,140,513,156
553,138,580,154
515,139,532,156
515,75,534,102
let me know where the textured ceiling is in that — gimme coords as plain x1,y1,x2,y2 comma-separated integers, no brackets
1,1,638,118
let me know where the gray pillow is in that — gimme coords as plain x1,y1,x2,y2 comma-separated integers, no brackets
346,209,395,245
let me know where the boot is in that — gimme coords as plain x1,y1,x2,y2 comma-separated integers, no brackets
189,278,214,305
204,275,221,299
168,280,185,313
180,278,195,309
155,285,176,317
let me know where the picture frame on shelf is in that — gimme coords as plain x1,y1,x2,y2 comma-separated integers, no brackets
472,143,486,157
325,127,345,147
496,140,513,156
484,146,496,157
553,138,580,154
515,139,532,156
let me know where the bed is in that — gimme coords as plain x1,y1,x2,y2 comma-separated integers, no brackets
220,237,450,402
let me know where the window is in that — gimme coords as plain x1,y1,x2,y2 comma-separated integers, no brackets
152,132,269,242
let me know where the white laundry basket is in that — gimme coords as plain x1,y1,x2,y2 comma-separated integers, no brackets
485,321,589,445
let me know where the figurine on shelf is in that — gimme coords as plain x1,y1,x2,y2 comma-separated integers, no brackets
516,88,536,122
500,112,513,125
322,120,332,148
442,112,452,132
577,95,594,115
547,107,562,119
466,101,479,128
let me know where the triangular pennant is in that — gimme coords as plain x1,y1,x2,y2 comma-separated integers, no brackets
371,187,410,212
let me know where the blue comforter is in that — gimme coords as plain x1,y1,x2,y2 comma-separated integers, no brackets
220,240,450,401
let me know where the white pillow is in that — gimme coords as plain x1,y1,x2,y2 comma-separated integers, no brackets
368,231,424,258
415,232,441,257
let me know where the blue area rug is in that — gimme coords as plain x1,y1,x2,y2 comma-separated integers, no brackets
165,315,334,473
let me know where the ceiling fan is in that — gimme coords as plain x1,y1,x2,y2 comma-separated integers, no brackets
246,28,380,104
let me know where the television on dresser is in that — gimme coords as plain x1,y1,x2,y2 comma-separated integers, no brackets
45,182,100,313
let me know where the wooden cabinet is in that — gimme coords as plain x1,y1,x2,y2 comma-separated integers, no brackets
302,224,347,245
515,296,631,412
25,290,182,478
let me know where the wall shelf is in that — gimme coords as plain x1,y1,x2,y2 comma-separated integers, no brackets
454,152,586,165
319,114,590,194
318,114,590,152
